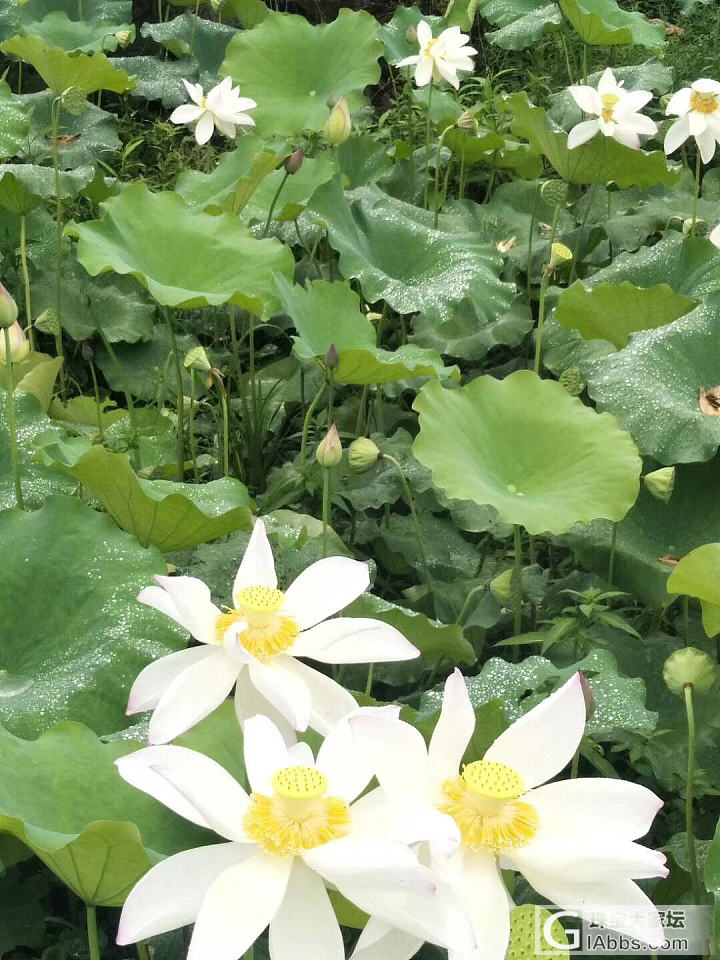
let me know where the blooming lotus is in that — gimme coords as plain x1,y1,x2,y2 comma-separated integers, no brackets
169,77,256,145
128,517,419,743
397,21,476,90
352,671,668,959
567,68,657,150
665,78,720,163
116,714,473,960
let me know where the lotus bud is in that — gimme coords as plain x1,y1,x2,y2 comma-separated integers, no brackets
210,0,223,12
490,568,513,606
183,345,212,373
578,671,595,720
316,423,342,468
348,437,380,473
558,368,585,397
0,282,18,329
663,647,717,696
0,321,30,364
115,28,132,47
324,343,340,369
456,110,478,131
405,23,417,43
81,341,94,362
643,466,675,503
284,148,305,175
548,242,573,271
35,308,60,335
324,96,351,146
61,86,88,117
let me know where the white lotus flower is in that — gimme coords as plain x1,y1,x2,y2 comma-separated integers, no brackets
664,78,720,164
128,517,419,744
116,713,474,960
567,68,657,150
352,671,668,959
169,76,256,145
709,224,720,248
396,21,476,90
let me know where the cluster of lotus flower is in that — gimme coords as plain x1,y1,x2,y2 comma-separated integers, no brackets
116,520,668,960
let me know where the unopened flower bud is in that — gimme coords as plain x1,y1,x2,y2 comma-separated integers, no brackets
35,308,60,335
0,282,18,329
325,343,340,369
324,96,351,146
643,466,675,503
490,569,513,606
548,242,573,270
284,148,305,175
61,86,88,117
0,321,30,364
456,109,478,131
664,647,717,696
558,368,585,397
316,423,342,468
114,28,132,47
348,437,380,473
405,24,417,43
81,341,94,362
183,345,212,373
578,671,595,720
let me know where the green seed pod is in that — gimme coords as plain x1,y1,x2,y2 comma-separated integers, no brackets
643,466,676,503
558,368,585,397
184,345,212,372
35,308,61,335
663,647,717,696
490,568,514,606
61,86,89,117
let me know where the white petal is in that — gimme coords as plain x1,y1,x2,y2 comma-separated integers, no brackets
138,575,220,645
148,651,239,744
281,656,358,734
428,668,475,785
351,918,423,960
303,835,434,894
709,223,720,248
666,87,692,117
693,77,720,95
395,54,419,69
117,843,249,944
234,670,297,745
181,78,204,105
188,852,292,960
146,749,250,841
194,111,215,145
569,85,601,114
435,60,460,89
126,645,216,714
350,713,432,802
291,617,418,664
510,836,668,884
243,714,296,794
248,658,312,731
414,55,433,88
316,710,381,802
446,850,510,960
233,517,277,601
233,113,256,128
416,20,432,46
169,104,205,124
696,127,717,163
614,89,652,115
269,860,343,960
483,673,586,789
597,67,618,95
618,113,658,135
283,557,370,629
567,119,600,149
213,117,236,139
611,126,641,150
664,114,691,154
287,741,315,765
689,111,709,137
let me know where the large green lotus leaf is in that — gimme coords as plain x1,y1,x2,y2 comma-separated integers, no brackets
141,14,236,77
275,276,457,384
0,391,77,510
564,458,720,607
411,295,533,362
478,0,562,50
0,163,94,212
413,372,641,536
1,35,136,94
0,495,185,737
509,93,679,188
66,182,294,314
221,10,382,136
19,11,134,52
0,81,29,160
96,326,197,401
310,180,515,324
559,0,665,47
113,54,191,107
20,91,120,169
0,721,210,905
175,134,278,210
556,281,697,349
666,544,720,637
245,155,337,227
17,0,132,26
50,445,254,550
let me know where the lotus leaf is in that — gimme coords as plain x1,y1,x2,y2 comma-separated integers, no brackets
1,34,136,94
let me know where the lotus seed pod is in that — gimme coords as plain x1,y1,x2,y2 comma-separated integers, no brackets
324,96,351,146
0,282,18,329
548,242,573,269
284,148,305,175
61,86,89,117
316,423,342,468
456,110,478,131
490,568,514,606
663,647,717,696
540,179,568,206
324,343,340,369
184,345,212,372
683,217,707,237
114,28,132,47
643,466,676,503
558,368,585,397
0,321,29,364
35,308,61,335
348,437,380,474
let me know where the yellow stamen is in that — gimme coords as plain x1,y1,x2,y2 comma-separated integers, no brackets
600,92,619,123
214,585,300,661
439,759,539,854
691,90,719,115
244,764,351,855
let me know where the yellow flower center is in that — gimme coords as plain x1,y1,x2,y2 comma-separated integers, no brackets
200,95,208,108
600,92,620,123
243,764,351,855
691,90,719,114
214,585,300,662
438,759,539,854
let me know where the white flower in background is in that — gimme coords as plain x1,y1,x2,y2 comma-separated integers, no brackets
664,78,720,163
567,68,657,150
396,21,477,90
352,671,668,960
116,714,474,960
709,224,720,248
169,76,257,145
128,517,419,744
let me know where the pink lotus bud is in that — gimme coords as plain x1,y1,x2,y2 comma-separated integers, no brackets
0,321,30,364
0,282,18,330
316,423,342,468
324,96,351,146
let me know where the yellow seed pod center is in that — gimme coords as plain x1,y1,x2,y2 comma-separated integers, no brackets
691,90,718,114
462,760,524,800
272,765,328,800
236,585,285,614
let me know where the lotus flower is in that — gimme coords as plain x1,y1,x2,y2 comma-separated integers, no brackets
664,78,720,163
170,77,257,145
396,21,476,90
567,68,657,150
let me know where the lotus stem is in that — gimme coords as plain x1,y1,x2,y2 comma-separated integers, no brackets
212,371,230,479
188,369,199,482
86,905,101,960
50,98,67,399
322,466,331,558
262,171,290,238
300,382,327,473
526,184,540,302
19,216,33,350
691,150,702,238
406,82,416,200
164,309,185,480
433,124,454,228
684,684,703,906
137,943,151,960
512,524,523,636
423,78,434,210
533,201,561,375
3,327,24,510
458,139,467,200
88,356,104,443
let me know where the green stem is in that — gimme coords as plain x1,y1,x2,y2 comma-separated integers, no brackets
88,359,104,442
188,369,199,482
228,305,242,392
423,78,434,210
299,382,327,472
683,595,690,644
3,327,24,510
407,84,416,200
433,124,454,229
560,32,574,86
691,149,702,237
458,139,467,200
213,373,230,479
526,183,539,302
51,98,67,399
570,743,581,778
165,310,185,480
364,662,374,698
19,215,33,350
512,524,523,636
322,466,331,558
607,522,617,584
137,943,151,960
684,684,703,906
568,182,596,286
582,42,588,83
533,201,561,375
86,905,101,960
262,171,289,238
